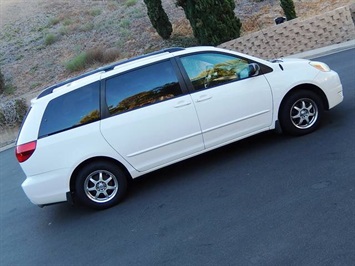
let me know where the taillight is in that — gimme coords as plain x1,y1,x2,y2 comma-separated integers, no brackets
16,141,37,163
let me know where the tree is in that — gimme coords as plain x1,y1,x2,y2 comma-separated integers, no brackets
143,0,172,39
280,0,297,21
176,0,242,46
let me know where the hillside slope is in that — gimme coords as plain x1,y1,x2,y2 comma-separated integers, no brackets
0,0,352,101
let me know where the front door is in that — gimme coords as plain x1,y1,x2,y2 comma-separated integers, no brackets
179,52,273,149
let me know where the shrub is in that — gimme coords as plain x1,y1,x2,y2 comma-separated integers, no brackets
0,69,4,94
102,48,120,62
15,98,28,123
44,33,57,46
125,0,137,7
3,83,16,95
86,48,104,64
0,98,28,129
48,17,60,26
86,47,121,64
65,52,88,72
65,48,121,72
0,69,16,95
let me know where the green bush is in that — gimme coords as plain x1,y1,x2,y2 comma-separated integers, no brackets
0,69,16,95
44,33,57,46
65,52,88,72
48,17,60,26
125,0,137,7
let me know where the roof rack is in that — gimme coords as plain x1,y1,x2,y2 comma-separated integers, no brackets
37,47,185,99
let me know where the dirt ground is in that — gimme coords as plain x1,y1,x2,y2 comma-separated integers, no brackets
0,0,39,28
0,0,353,102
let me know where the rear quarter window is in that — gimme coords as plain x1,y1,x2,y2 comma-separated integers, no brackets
39,81,100,138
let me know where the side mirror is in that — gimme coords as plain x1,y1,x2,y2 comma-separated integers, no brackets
248,63,260,77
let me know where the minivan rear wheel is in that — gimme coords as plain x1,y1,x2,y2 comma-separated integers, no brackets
75,161,128,209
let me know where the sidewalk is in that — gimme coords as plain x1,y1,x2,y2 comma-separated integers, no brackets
1,40,354,153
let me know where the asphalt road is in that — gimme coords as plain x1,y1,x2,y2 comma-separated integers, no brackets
1,49,354,266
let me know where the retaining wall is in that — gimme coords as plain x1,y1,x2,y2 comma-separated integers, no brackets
219,5,355,59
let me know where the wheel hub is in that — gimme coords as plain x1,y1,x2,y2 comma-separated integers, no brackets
96,181,107,192
300,109,309,118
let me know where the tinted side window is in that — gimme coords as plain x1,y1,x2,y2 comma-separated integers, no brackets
105,60,183,116
39,82,100,138
180,53,250,90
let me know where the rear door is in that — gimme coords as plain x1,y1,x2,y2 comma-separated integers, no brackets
100,60,204,172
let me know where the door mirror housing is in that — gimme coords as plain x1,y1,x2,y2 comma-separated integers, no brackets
249,63,260,77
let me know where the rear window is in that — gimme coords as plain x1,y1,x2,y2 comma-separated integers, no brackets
39,82,100,138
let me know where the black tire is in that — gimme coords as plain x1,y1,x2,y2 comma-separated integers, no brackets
279,90,324,136
75,161,128,210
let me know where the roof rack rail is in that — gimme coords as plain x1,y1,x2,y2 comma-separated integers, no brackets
37,47,185,99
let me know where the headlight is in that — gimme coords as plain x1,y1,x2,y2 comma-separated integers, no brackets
309,61,331,72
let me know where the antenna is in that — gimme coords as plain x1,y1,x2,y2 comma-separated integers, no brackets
256,21,278,59
248,1,279,59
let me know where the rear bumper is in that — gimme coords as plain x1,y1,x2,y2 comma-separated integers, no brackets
21,168,70,206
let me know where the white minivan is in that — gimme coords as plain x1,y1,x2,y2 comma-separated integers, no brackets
16,46,343,209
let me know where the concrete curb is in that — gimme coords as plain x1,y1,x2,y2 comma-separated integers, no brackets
1,41,354,153
287,40,355,59
0,143,15,152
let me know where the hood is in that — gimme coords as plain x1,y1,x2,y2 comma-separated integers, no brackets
268,57,312,71
269,57,310,64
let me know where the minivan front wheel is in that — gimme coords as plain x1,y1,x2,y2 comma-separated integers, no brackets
279,90,324,136
75,161,128,209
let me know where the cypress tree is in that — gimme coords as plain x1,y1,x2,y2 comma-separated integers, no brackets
280,0,297,21
176,0,242,46
143,0,172,39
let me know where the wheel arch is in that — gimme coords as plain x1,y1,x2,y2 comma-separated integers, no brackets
69,156,132,194
278,83,329,119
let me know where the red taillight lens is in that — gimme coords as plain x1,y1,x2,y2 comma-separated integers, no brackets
16,141,37,163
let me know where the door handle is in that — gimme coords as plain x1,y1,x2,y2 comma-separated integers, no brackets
174,101,192,108
196,95,212,102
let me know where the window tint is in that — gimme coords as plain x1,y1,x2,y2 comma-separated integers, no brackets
180,53,250,90
39,82,100,137
105,60,183,116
